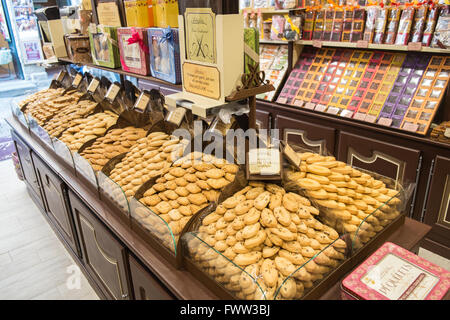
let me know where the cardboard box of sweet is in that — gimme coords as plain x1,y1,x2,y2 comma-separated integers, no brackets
117,27,150,75
147,27,181,84
89,25,121,68
341,242,450,300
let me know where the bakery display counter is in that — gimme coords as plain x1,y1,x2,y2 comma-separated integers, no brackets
7,112,433,300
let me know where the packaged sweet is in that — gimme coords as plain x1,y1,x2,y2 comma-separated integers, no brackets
373,8,388,44
384,8,401,44
342,8,354,42
303,9,316,40
271,15,286,40
331,8,344,41
350,8,366,42
342,242,450,300
410,5,428,43
363,7,379,43
431,5,450,48
312,8,326,40
147,27,181,84
395,7,415,45
422,6,440,46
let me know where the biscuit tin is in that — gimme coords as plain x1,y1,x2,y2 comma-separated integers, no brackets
341,242,450,300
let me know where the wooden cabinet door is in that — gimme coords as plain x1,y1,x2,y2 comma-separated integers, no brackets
68,189,131,300
274,114,336,155
32,153,79,256
337,131,421,187
129,255,175,300
12,132,41,200
422,156,450,258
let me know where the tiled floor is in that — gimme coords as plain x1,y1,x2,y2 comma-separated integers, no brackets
0,159,98,300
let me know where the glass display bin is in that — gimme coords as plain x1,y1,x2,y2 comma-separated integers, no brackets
73,151,99,195
28,116,53,151
97,170,131,226
52,137,76,174
10,99,29,131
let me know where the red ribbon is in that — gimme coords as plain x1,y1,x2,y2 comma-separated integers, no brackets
127,28,149,54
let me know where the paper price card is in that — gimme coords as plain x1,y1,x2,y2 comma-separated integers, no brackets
87,78,100,93
56,70,65,82
378,117,393,126
133,92,150,113
166,107,187,126
248,148,281,176
72,73,82,88
106,83,120,101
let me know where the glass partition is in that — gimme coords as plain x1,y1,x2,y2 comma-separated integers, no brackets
28,116,53,148
129,197,177,254
274,235,349,300
73,152,98,188
182,232,267,300
97,171,130,216
52,138,75,169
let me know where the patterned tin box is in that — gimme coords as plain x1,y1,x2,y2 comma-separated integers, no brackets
341,242,450,300
147,27,181,84
117,27,150,75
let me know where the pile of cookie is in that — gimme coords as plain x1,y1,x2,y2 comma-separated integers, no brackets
430,121,450,144
59,111,119,152
43,99,98,138
186,182,346,300
80,127,147,171
23,90,84,126
132,152,239,250
284,152,402,246
108,132,187,199
19,88,64,110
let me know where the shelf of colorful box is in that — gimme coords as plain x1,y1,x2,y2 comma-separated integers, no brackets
295,40,450,53
58,57,182,89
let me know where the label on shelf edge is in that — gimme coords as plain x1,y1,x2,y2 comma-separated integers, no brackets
378,117,393,126
314,104,327,112
312,40,322,48
326,106,340,115
354,112,366,121
356,40,369,48
87,78,99,93
340,110,354,118
277,97,287,104
304,102,316,110
133,92,150,113
403,122,419,132
365,114,377,123
408,42,422,51
293,99,303,107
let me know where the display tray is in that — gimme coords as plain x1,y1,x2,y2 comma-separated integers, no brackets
130,175,218,269
302,213,405,300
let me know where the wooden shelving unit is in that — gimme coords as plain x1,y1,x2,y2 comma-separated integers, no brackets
58,57,182,89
